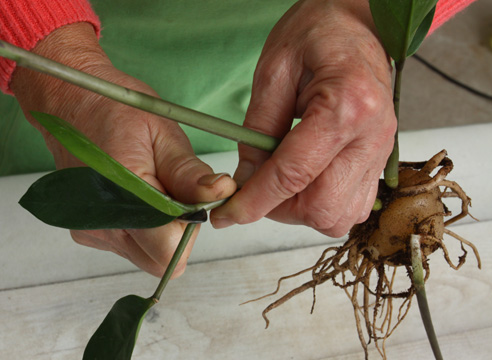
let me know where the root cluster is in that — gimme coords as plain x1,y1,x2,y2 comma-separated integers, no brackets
251,150,481,359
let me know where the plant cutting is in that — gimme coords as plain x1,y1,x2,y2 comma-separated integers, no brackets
0,42,271,359
0,0,482,359
247,1,481,359
251,149,480,359
17,111,219,359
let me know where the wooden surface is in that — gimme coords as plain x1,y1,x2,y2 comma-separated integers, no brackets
1,220,490,360
1,124,491,359
2,124,492,290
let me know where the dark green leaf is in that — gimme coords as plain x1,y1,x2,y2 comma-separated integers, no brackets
83,295,155,360
19,167,176,229
369,0,438,61
30,111,194,216
406,7,436,57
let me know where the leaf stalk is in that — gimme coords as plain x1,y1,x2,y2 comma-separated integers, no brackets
384,59,405,189
152,223,198,301
0,40,280,152
410,234,444,360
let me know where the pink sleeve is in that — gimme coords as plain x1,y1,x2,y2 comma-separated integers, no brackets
430,0,477,34
0,0,101,95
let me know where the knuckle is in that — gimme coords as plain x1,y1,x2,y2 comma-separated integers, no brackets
271,160,315,198
343,86,381,127
254,56,289,91
330,210,361,238
303,207,338,232
168,155,200,180
315,215,352,238
337,79,394,134
301,197,358,237
355,85,382,118
325,225,351,239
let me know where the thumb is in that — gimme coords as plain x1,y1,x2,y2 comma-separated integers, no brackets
152,123,237,204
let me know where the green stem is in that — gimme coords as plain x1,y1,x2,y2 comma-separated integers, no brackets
371,198,383,211
193,197,229,212
410,234,444,360
384,59,405,189
0,40,280,152
1,40,386,211
152,223,198,301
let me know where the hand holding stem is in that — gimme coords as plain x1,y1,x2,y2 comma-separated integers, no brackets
6,23,237,278
0,0,398,275
210,0,396,237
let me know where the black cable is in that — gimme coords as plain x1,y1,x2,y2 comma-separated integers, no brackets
413,53,492,101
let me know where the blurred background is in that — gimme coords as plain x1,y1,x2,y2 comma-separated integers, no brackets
401,0,491,130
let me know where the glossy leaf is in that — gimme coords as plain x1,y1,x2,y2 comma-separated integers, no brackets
406,6,436,58
369,0,438,61
30,111,194,216
19,167,176,229
83,295,155,360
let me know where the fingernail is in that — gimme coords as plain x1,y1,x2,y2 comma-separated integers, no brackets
197,172,230,187
211,217,235,229
234,160,256,187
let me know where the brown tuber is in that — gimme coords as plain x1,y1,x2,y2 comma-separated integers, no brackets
250,150,481,359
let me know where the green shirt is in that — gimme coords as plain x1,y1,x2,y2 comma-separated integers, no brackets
0,0,296,176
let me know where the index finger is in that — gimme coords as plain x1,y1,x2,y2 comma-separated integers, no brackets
210,96,354,227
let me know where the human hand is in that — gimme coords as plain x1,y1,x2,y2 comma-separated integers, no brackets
210,0,396,237
11,23,236,278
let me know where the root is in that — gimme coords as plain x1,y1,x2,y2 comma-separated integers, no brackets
245,241,363,327
444,228,481,269
248,150,480,359
261,279,317,328
421,150,448,175
399,150,452,195
398,149,447,173
246,245,354,328
351,282,369,359
439,179,477,226
399,166,451,195
241,266,318,306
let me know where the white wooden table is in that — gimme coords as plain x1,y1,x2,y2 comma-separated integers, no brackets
1,124,491,359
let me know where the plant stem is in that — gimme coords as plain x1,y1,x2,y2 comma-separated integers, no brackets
371,198,383,211
384,60,405,189
1,40,386,210
152,223,198,302
410,234,444,360
0,40,280,152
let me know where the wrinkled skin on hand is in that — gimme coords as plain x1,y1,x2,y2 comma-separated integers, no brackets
211,0,396,237
12,0,396,277
11,23,236,278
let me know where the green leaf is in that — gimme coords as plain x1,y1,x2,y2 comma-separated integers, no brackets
369,0,438,61
30,111,194,217
406,6,436,57
19,167,177,229
83,295,155,360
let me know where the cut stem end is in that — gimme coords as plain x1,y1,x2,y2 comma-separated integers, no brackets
410,234,444,360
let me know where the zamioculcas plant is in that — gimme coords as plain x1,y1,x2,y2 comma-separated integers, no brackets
248,1,481,359
0,0,482,359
